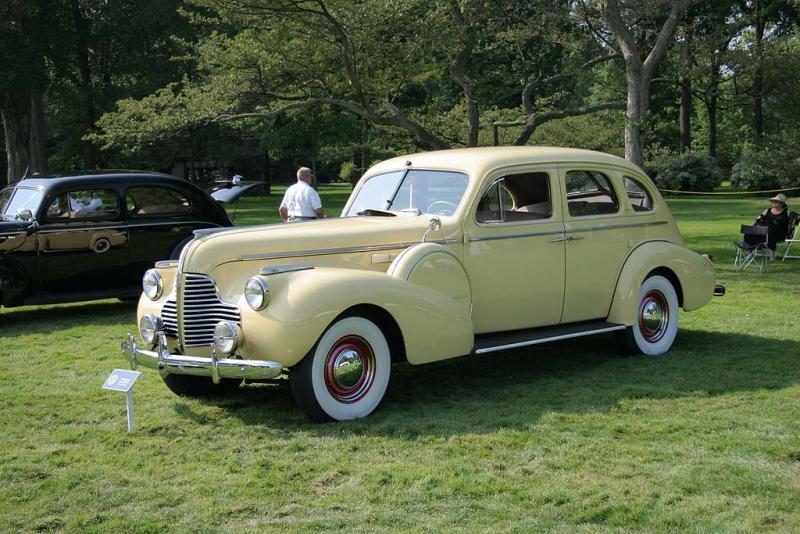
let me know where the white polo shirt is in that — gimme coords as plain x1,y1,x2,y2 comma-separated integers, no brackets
280,180,322,218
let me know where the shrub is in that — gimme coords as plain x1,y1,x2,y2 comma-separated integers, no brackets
730,152,781,190
338,161,358,184
652,152,723,192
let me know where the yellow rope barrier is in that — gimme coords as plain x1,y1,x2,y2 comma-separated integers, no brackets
658,186,800,195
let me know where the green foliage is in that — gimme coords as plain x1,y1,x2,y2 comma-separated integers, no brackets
338,161,357,184
731,140,800,190
652,152,724,192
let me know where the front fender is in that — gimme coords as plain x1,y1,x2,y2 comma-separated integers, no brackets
607,241,715,326
238,263,474,367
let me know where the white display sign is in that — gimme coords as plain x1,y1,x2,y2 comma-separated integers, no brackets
102,369,142,433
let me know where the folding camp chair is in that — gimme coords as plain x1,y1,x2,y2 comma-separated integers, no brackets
733,224,770,273
782,218,800,260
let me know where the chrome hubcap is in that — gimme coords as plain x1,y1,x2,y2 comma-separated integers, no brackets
639,290,669,343
324,335,376,403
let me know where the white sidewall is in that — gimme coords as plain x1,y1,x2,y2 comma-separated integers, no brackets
310,317,391,420
632,275,679,356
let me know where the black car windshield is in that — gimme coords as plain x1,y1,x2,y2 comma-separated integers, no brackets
0,187,43,219
345,169,469,217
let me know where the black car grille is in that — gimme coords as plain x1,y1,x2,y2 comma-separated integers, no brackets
162,273,241,348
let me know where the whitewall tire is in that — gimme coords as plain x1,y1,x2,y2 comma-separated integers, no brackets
618,275,679,356
291,316,391,422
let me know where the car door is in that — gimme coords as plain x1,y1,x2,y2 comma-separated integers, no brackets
125,184,215,277
559,166,633,323
463,167,566,334
36,187,130,294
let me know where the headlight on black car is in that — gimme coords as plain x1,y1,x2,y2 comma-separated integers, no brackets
245,277,270,310
143,269,163,300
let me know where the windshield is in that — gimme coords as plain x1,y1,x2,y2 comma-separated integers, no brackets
0,187,43,219
345,169,469,216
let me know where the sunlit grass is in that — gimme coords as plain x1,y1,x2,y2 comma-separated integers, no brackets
1,191,798,532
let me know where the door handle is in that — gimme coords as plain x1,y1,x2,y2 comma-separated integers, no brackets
566,235,585,241
548,236,568,243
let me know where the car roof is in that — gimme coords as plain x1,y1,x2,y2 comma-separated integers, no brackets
7,171,190,192
367,147,641,178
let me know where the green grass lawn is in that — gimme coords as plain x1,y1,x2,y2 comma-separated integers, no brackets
1,190,799,532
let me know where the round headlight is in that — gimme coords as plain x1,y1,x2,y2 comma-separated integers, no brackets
139,314,163,344
213,321,240,355
245,277,270,310
142,269,163,300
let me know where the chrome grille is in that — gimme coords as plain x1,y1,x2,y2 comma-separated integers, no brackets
178,273,241,347
161,300,178,338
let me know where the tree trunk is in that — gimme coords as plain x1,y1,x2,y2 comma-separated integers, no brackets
2,101,32,184
679,27,692,152
752,0,765,146
29,89,48,173
706,95,718,158
624,64,646,168
71,0,97,168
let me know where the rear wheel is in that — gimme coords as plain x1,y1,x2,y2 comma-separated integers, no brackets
617,275,679,356
161,374,241,397
291,316,391,422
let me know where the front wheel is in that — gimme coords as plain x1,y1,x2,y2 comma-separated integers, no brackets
617,275,679,356
291,316,391,422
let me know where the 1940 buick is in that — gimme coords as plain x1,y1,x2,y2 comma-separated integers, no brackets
122,147,720,422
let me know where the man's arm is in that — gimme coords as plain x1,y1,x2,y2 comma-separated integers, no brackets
314,207,325,218
310,189,324,218
279,192,289,221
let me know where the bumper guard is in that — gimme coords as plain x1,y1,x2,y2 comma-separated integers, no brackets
120,332,283,383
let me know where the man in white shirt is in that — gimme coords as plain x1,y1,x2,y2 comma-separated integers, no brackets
279,167,325,221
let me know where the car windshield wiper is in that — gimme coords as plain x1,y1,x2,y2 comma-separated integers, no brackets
356,208,397,217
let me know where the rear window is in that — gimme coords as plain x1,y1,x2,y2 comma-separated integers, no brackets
565,171,619,217
126,187,191,217
47,189,120,220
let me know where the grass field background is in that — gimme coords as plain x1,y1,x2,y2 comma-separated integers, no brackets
1,187,799,532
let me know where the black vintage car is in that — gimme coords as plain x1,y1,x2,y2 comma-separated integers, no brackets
0,171,241,308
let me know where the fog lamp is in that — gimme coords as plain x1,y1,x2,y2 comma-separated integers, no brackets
245,277,270,310
142,269,163,300
139,314,163,345
213,321,240,355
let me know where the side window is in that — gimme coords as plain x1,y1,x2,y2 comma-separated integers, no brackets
476,172,552,223
126,187,191,217
565,170,619,217
623,176,654,212
47,189,119,220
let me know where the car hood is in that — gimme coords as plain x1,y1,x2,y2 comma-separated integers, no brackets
181,215,457,274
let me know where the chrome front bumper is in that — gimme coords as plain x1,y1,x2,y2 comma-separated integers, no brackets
120,332,283,383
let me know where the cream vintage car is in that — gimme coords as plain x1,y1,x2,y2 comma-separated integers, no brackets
121,147,720,422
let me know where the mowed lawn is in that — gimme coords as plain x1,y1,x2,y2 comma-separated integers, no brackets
1,187,799,532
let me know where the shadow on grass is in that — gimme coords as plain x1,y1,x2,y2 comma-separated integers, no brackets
197,329,800,436
0,300,135,336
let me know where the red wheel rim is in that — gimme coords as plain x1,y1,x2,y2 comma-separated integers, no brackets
323,335,376,403
638,289,669,343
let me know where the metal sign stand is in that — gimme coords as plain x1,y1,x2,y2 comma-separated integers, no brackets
103,369,142,433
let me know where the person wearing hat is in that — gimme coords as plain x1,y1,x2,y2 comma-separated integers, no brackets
754,193,798,260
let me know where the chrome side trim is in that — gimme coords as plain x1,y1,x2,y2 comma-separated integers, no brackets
474,324,627,354
259,263,314,275
155,260,178,269
565,220,668,233
176,272,185,350
239,238,462,261
36,221,223,234
466,228,564,242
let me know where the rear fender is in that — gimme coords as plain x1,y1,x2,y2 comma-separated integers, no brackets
607,241,714,326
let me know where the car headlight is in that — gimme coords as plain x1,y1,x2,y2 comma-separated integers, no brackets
213,321,240,355
245,277,270,310
139,314,163,344
142,269,163,300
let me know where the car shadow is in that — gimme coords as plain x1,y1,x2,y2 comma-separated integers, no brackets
200,329,800,436
0,300,135,336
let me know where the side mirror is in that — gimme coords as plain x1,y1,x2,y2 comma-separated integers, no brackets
422,216,441,243
17,209,33,221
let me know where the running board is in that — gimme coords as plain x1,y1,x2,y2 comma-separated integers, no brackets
472,321,627,355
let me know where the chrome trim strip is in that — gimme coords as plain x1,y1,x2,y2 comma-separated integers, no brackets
176,272,185,351
239,238,462,261
466,228,564,242
36,221,223,234
155,260,179,269
474,324,627,354
564,220,668,233
259,263,314,275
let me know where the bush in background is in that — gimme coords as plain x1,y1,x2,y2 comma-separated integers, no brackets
652,152,723,192
731,139,800,190
338,161,358,184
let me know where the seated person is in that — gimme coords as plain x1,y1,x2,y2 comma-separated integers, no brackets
754,194,799,260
